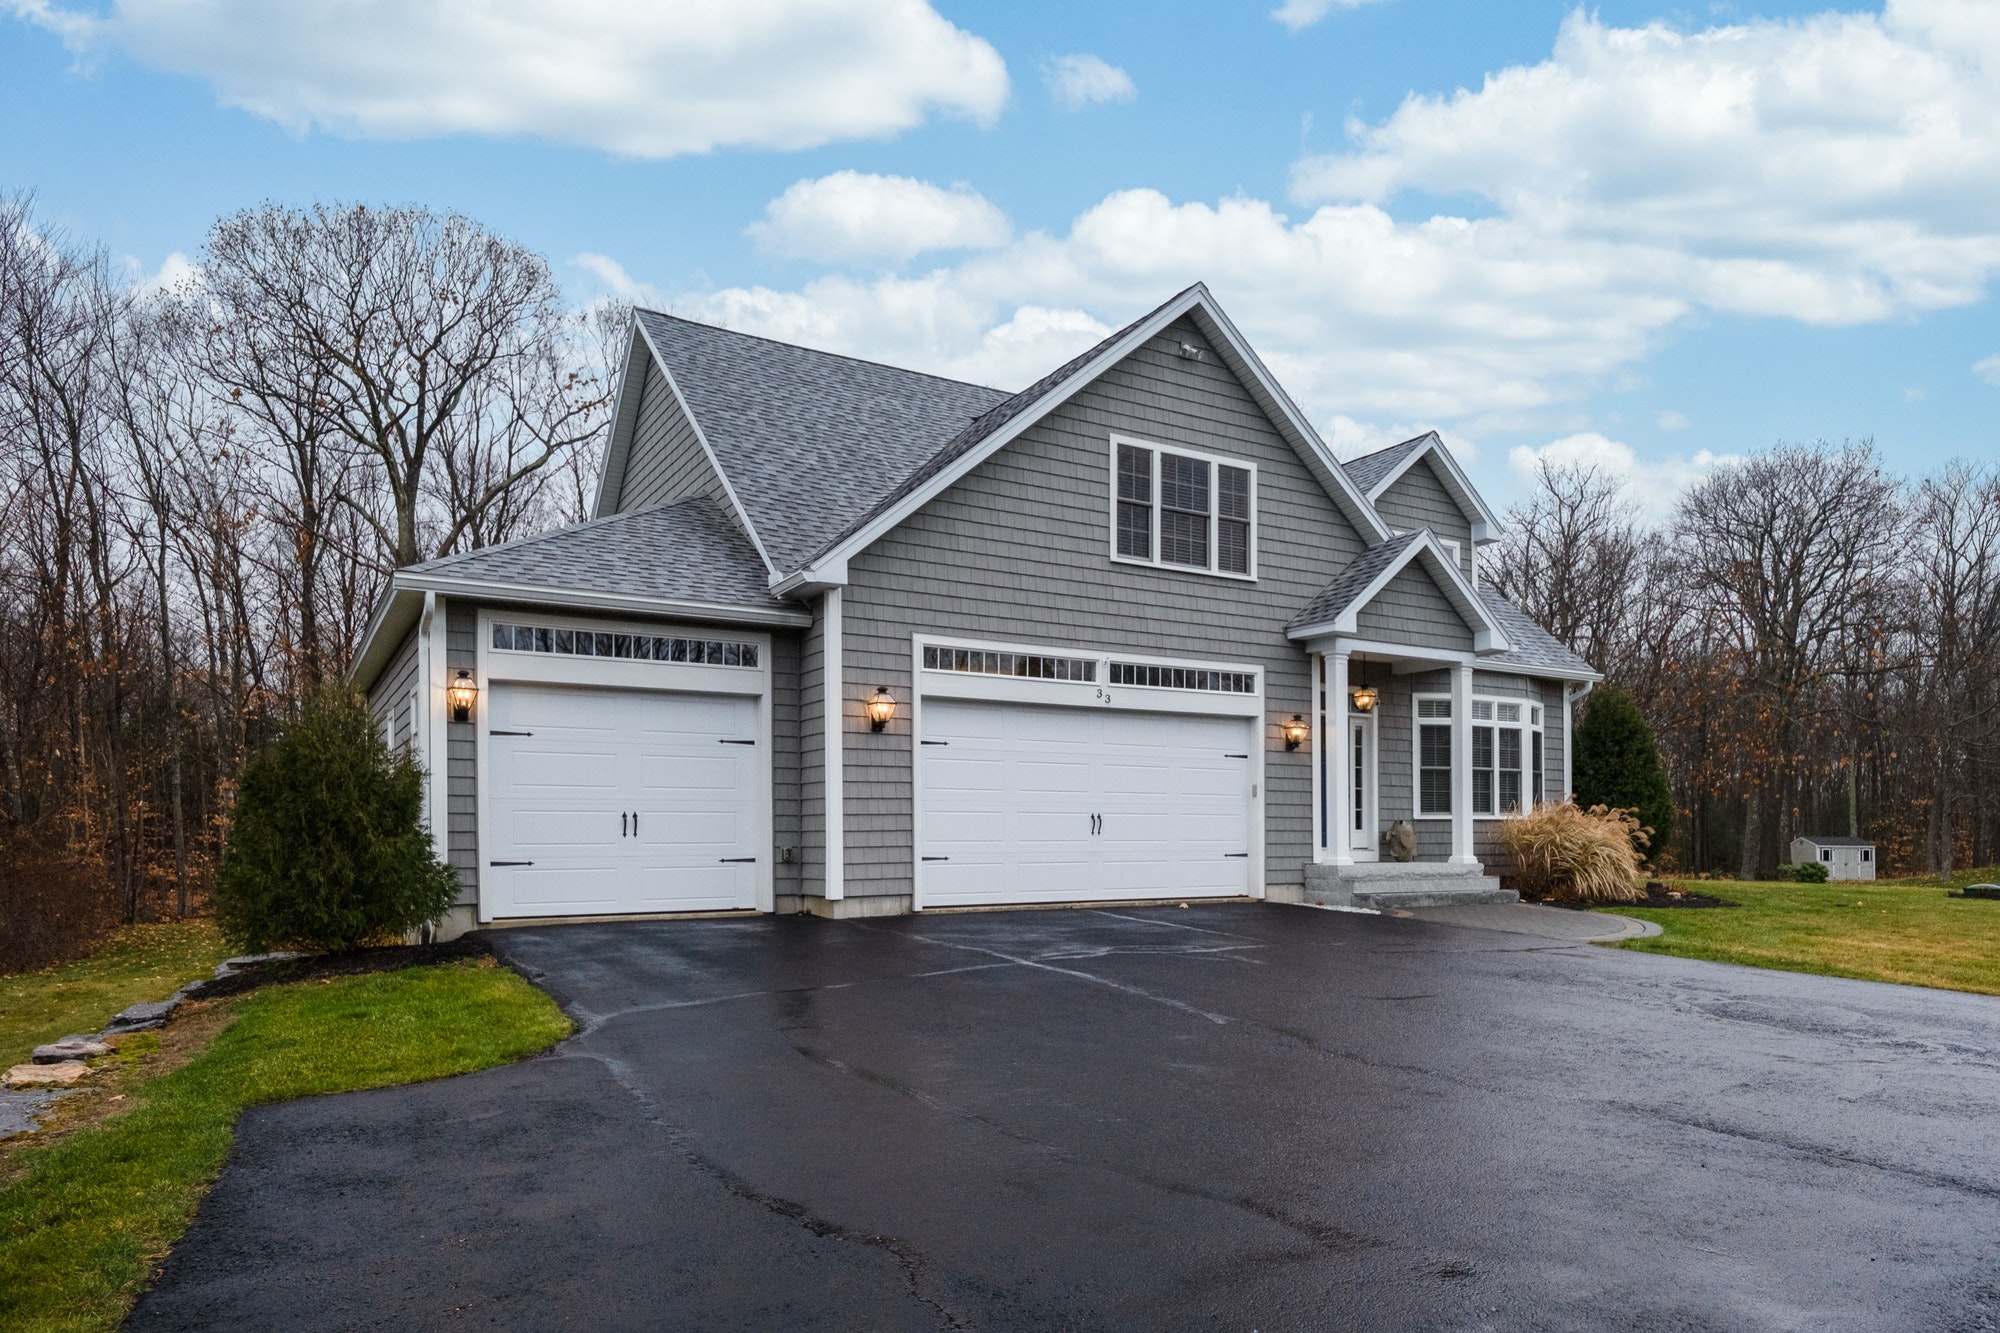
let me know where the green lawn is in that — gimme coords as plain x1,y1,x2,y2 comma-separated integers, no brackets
1,923,234,1066
1603,878,2000,996
0,957,571,1333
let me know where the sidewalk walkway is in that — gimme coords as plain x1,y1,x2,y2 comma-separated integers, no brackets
1398,902,1662,942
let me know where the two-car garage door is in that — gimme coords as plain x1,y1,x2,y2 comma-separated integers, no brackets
484,682,760,918
918,699,1254,908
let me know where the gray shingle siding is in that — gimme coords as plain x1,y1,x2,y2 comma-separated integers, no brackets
799,600,826,896
771,629,804,894
446,601,479,903
368,627,418,746
1375,456,1474,582
1354,563,1474,653
839,318,1369,899
617,356,735,519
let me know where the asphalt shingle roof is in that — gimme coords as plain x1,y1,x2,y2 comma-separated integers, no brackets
1795,835,1875,847
1286,532,1426,632
1340,434,1433,494
799,288,1200,568
636,311,1009,573
1475,589,1599,678
407,498,790,612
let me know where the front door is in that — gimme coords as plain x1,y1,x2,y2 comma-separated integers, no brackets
1348,713,1379,860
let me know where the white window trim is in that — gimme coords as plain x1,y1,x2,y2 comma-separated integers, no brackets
1107,432,1258,582
1412,692,1546,821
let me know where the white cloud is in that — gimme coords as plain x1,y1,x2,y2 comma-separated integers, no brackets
123,249,195,296
1045,54,1136,110
1656,410,1690,431
748,172,1011,265
1976,353,2000,386
571,253,667,307
1293,3,2000,327
604,3,2000,451
1509,433,1741,521
1270,0,1387,33
13,0,1008,157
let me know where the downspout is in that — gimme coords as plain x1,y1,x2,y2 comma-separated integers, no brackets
1564,680,1595,801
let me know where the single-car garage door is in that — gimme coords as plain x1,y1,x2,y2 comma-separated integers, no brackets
485,682,760,918
918,699,1253,908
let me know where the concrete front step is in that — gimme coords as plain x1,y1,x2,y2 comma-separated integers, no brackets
1302,861,1518,910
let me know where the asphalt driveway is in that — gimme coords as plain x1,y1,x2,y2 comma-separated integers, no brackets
127,905,2000,1331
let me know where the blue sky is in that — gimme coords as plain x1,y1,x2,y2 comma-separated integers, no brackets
5,0,1996,513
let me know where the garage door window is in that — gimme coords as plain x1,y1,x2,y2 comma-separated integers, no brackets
492,622,757,667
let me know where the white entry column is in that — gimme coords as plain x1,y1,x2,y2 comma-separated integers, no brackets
1450,662,1477,865
1326,650,1352,865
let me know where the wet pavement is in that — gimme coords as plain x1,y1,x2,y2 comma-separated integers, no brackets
127,904,2000,1331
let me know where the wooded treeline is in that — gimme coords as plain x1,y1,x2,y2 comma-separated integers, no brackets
1495,446,2000,878
0,194,621,927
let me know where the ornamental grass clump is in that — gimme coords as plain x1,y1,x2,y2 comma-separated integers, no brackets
1501,802,1649,903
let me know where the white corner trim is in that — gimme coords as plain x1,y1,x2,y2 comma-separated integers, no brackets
628,316,781,578
823,587,845,902
424,593,452,878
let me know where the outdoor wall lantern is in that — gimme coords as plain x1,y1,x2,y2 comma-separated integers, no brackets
1349,686,1379,713
867,686,896,732
1283,715,1309,751
448,669,478,723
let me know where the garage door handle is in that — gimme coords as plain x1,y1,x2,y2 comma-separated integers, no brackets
720,857,757,863
490,729,533,736
719,739,755,745
489,860,534,867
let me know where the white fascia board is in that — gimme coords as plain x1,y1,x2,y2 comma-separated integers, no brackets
800,284,1393,575
769,556,849,597
1362,433,1503,542
1180,301,1394,546
589,323,650,520
628,317,781,579
395,572,813,629
346,585,426,692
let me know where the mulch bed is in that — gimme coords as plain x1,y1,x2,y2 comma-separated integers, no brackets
194,937,494,1000
1520,881,1737,911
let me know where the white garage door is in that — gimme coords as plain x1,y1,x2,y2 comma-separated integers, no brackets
485,682,760,918
919,699,1253,908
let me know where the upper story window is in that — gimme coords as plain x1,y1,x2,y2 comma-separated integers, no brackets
1112,435,1255,579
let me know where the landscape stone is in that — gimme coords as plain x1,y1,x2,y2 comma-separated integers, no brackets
0,1087,70,1136
5,1061,89,1088
214,952,303,979
102,997,180,1035
32,1036,111,1063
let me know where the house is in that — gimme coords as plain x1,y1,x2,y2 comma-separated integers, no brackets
1790,836,1877,881
348,284,1600,937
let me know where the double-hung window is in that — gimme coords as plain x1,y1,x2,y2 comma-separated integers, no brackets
1112,437,1254,577
1469,699,1541,816
1416,694,1546,818
1417,698,1453,815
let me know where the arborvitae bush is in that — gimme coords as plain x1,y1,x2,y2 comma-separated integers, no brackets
1572,685,1676,860
215,688,458,952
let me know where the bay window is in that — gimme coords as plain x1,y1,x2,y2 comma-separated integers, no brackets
1416,693,1545,818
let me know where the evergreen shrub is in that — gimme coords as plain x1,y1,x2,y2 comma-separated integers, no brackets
214,688,457,952
1572,685,1676,859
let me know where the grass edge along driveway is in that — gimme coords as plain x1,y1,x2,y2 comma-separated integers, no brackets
1602,877,2000,997
0,957,571,1333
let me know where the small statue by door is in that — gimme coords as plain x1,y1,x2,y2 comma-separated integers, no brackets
1384,820,1418,862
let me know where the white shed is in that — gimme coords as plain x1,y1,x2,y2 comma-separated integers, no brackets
1791,836,1877,881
